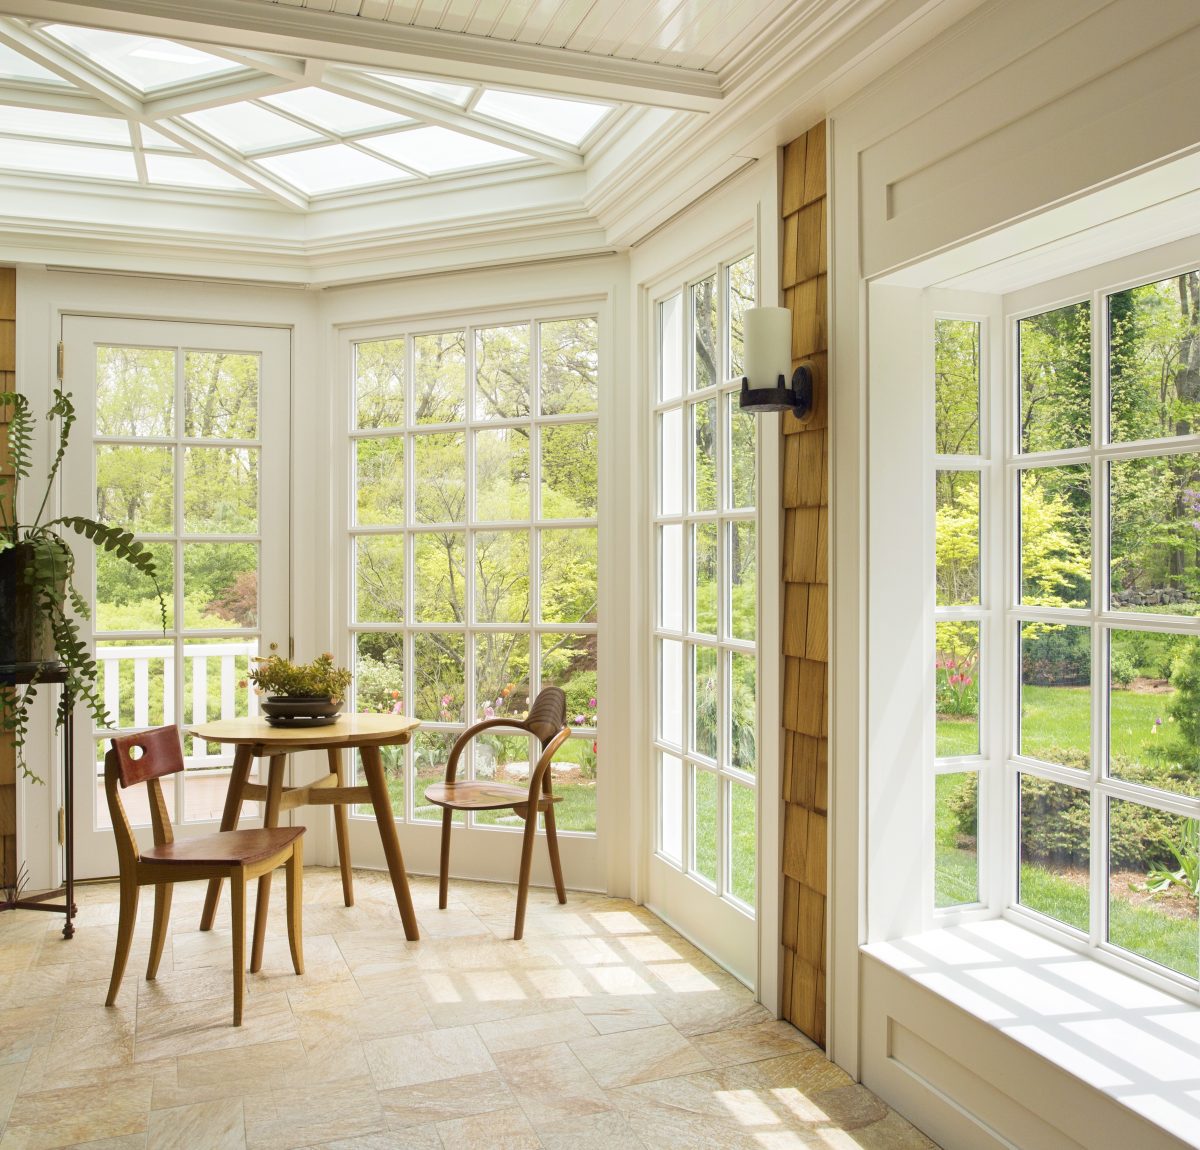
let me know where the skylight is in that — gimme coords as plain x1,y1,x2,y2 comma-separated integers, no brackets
3,138,137,181
369,74,475,107
256,145,413,196
363,127,524,175
263,88,411,135
183,102,324,154
42,25,245,93
0,41,68,84
475,90,612,145
1,107,130,146
144,155,251,190
0,17,625,207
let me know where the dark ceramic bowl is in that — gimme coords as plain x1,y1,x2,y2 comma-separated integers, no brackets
260,695,340,719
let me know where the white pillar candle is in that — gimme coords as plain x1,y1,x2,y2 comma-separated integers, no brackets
743,306,792,389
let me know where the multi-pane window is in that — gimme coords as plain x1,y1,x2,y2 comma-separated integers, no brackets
653,255,758,907
349,316,599,834
92,344,262,825
1011,272,1200,984
933,318,985,907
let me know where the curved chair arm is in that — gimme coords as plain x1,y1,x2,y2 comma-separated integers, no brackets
525,725,574,807
444,717,537,783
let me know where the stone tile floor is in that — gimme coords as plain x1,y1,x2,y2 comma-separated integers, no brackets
0,868,939,1149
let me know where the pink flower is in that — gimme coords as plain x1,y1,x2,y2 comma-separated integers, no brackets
391,701,403,714
484,705,495,719
588,697,597,708
574,714,586,725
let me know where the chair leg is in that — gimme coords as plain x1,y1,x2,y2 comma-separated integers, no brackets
514,810,538,941
438,808,453,910
230,871,245,1027
330,748,354,908
106,878,140,1007
544,805,567,905
146,882,174,980
285,840,304,977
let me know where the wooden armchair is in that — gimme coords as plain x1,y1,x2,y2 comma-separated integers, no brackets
104,725,304,1026
425,686,571,939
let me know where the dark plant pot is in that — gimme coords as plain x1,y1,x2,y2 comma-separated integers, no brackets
0,542,63,668
260,695,340,720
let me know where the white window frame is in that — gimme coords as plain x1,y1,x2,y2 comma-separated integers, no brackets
929,239,1200,1003
340,302,601,837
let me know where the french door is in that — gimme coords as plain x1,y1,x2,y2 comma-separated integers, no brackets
62,316,290,879
648,253,761,986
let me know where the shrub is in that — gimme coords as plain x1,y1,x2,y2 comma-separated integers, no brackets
1109,649,1136,687
1170,641,1200,749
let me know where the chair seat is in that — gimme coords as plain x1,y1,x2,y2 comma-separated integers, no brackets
142,826,304,867
425,780,562,811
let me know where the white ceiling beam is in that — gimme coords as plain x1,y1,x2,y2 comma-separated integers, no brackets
320,69,583,168
0,0,725,110
144,70,303,117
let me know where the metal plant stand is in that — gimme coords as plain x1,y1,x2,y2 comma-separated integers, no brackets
0,661,76,939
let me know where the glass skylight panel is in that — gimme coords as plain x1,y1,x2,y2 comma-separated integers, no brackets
2,138,136,181
43,25,244,92
256,144,413,195
144,154,251,190
368,73,474,106
182,103,324,153
262,88,410,134
363,127,523,175
138,126,186,151
0,42,70,85
475,90,613,145
0,107,130,146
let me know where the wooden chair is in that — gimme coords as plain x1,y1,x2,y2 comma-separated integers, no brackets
426,686,572,939
104,725,305,1026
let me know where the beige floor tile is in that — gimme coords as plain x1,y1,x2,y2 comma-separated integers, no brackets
243,1081,386,1150
536,1109,645,1150
568,1024,711,1089
476,1006,597,1053
436,1103,542,1149
146,1097,245,1150
691,1018,818,1067
492,1042,611,1131
3,1081,152,1149
0,872,937,1150
363,1023,495,1090
380,1070,515,1129
571,994,667,1035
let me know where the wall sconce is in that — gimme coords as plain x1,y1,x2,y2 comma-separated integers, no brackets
739,305,813,416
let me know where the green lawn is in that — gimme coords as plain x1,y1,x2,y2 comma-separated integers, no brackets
1019,862,1198,978
935,772,978,906
938,685,1192,777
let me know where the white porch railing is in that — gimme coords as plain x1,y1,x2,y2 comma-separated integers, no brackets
97,640,260,771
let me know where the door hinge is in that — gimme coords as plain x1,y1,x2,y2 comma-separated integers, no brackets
57,805,64,846
56,341,64,383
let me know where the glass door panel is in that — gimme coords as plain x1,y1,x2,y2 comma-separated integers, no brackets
63,316,290,879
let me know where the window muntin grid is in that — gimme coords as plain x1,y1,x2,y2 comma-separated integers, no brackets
1005,272,1200,990
348,314,599,836
652,253,758,911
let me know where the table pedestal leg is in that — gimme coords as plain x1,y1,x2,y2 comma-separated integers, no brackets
201,744,254,931
361,744,418,941
251,754,286,973
330,747,354,907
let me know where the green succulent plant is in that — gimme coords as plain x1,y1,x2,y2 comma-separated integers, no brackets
1,390,166,781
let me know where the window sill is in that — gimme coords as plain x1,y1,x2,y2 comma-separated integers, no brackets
863,919,1200,1148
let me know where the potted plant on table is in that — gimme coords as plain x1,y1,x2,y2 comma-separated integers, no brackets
0,390,166,780
244,648,352,727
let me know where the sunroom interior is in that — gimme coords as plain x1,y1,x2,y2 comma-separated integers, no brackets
2,1,1200,1148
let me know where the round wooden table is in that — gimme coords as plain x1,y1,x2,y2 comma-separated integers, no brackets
192,714,422,962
